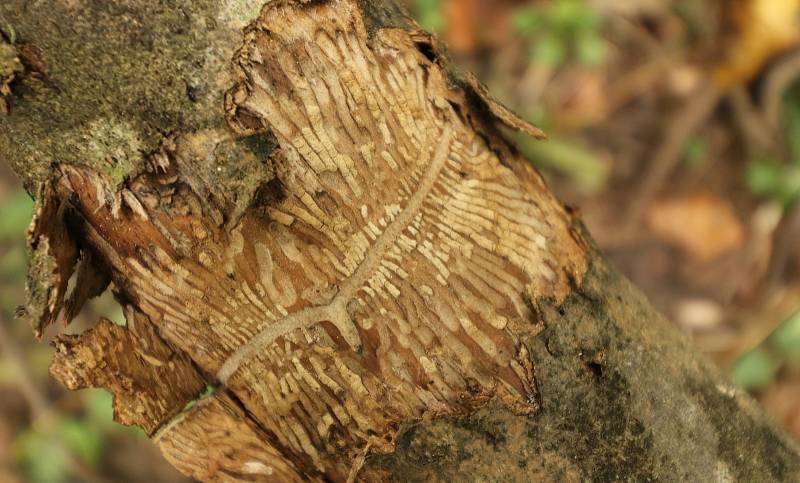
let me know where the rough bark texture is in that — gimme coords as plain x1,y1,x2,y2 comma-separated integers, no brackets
1,0,799,481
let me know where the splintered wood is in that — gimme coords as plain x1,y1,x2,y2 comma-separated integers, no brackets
50,311,206,435
41,0,586,480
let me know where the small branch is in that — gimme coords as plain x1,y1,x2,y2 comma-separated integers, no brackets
624,80,723,229
762,47,800,131
729,86,782,158
0,315,50,421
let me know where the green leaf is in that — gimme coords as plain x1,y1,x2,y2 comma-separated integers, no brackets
746,158,780,194
729,348,781,391
516,0,604,66
12,428,69,483
56,418,103,466
511,7,541,36
572,8,601,32
413,0,444,34
782,90,800,163
531,34,566,65
574,31,605,66
0,243,26,280
683,136,709,168
784,167,800,202
0,189,33,241
746,157,800,206
769,310,800,360
516,135,608,193
82,389,116,429
549,0,586,29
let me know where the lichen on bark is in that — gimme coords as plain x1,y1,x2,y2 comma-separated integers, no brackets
0,32,23,114
0,0,272,202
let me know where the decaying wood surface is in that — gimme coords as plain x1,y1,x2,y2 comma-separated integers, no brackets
44,0,586,476
2,0,800,481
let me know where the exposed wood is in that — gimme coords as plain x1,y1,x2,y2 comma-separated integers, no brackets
50,310,206,435
155,392,305,483
1,0,799,481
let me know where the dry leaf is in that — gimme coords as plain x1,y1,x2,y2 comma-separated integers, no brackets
443,0,525,54
443,0,478,54
647,193,745,262
715,0,800,87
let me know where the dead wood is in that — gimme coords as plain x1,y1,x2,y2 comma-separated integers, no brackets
1,0,799,481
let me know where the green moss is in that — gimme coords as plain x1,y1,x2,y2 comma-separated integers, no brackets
180,383,217,413
23,237,59,330
202,133,275,225
0,0,264,192
0,42,21,77
75,120,143,186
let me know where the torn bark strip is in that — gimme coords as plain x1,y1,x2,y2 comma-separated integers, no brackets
50,310,206,435
22,181,79,338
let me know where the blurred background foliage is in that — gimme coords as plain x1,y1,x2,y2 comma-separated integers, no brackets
2,0,800,480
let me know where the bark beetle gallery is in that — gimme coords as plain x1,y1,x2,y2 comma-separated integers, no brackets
2,0,799,481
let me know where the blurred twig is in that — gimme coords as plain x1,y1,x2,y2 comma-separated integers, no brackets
0,316,50,421
729,85,782,158
762,47,800,132
605,54,679,113
624,80,723,229
764,202,800,294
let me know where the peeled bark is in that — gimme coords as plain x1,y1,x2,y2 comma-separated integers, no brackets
1,0,799,481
